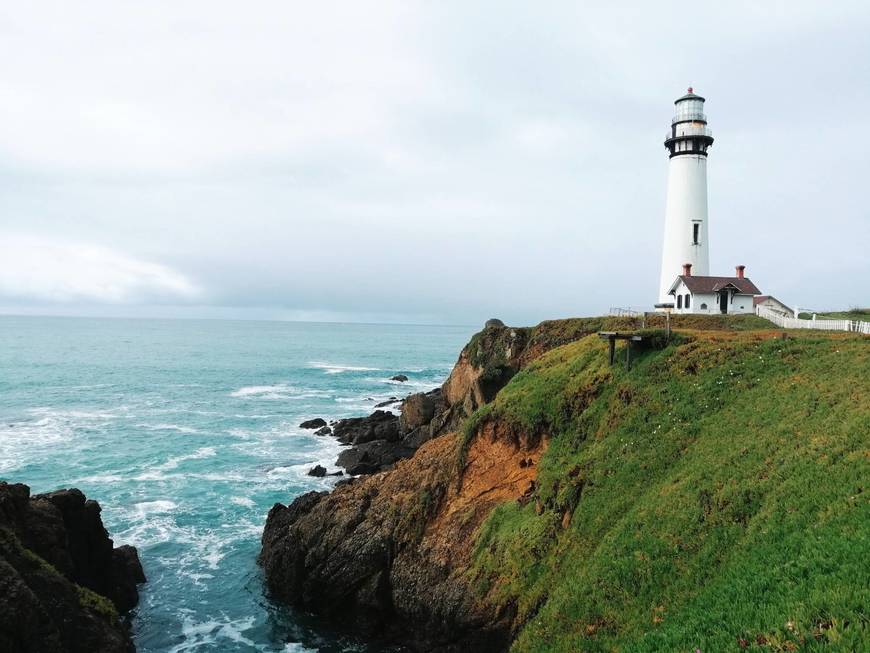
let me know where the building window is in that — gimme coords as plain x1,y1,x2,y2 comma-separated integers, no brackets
700,303,707,310
677,295,682,309
685,294,691,308
693,223,699,244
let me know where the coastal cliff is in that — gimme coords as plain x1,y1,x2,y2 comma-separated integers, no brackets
261,316,869,652
0,482,146,653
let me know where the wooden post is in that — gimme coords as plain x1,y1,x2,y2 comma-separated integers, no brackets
666,312,671,340
625,341,631,371
608,338,615,365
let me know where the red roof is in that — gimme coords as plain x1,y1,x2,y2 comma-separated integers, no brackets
671,275,761,295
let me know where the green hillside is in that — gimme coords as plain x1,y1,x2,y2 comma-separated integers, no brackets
466,328,869,652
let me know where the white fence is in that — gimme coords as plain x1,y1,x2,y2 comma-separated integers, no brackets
609,307,645,318
756,305,870,335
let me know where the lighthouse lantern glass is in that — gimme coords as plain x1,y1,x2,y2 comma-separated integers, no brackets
674,98,705,123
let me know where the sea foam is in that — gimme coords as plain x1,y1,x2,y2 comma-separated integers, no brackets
230,383,298,398
308,361,381,374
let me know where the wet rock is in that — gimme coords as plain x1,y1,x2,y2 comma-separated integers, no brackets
111,545,147,613
299,418,327,429
314,426,332,436
308,465,328,477
0,481,145,653
374,397,400,408
260,436,515,653
332,410,399,446
390,374,409,382
336,440,415,476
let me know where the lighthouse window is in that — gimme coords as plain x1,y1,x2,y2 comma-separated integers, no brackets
685,294,691,309
692,223,699,244
677,295,683,309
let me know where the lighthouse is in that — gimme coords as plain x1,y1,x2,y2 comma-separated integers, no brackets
657,88,714,303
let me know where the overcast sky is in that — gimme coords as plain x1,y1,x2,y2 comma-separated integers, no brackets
2,1,868,325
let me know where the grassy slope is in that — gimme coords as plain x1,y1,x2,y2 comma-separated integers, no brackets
466,327,869,652
798,309,870,321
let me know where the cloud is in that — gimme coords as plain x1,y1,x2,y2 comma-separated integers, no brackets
0,235,199,304
0,2,868,323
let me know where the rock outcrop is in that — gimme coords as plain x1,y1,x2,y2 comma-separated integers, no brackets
0,482,146,653
323,321,539,478
261,418,544,652
261,319,612,650
333,409,400,445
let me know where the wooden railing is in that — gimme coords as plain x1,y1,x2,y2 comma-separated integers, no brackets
756,305,870,335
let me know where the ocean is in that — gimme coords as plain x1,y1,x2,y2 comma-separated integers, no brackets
0,316,474,652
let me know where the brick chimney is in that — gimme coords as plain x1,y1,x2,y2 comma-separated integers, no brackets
736,265,746,279
682,263,692,276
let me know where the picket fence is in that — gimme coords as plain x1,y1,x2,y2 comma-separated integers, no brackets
756,305,870,335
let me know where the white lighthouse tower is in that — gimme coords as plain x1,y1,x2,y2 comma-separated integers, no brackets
657,88,715,304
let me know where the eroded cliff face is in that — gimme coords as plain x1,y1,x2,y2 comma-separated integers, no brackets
259,320,614,651
261,419,545,651
0,482,146,653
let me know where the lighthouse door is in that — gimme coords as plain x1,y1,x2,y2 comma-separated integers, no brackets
719,291,728,314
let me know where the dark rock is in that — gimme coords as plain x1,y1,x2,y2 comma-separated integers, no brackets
336,440,415,476
390,374,409,382
332,410,399,446
314,426,332,436
260,492,327,558
484,318,505,328
374,397,400,408
307,465,328,477
0,482,145,653
110,546,146,613
260,445,513,653
299,418,327,429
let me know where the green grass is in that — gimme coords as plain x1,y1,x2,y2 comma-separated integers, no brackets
0,526,65,580
1,526,120,623
465,330,869,652
77,585,120,622
800,309,870,321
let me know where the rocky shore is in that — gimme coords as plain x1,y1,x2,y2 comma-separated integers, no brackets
297,375,464,478
259,313,870,653
0,482,146,653
260,319,612,651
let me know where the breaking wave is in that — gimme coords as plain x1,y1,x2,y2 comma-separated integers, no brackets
308,361,381,374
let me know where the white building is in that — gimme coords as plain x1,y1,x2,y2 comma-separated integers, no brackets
666,264,761,315
753,295,795,317
658,88,714,304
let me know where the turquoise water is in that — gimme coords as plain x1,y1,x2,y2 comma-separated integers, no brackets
0,316,474,652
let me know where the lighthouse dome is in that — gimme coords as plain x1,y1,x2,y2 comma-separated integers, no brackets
673,88,706,124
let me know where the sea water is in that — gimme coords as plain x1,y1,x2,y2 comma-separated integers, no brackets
0,316,474,652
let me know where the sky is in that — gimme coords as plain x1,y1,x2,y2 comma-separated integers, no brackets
2,1,869,325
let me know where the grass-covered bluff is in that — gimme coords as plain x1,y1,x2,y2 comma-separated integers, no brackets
465,325,868,651
259,315,867,653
